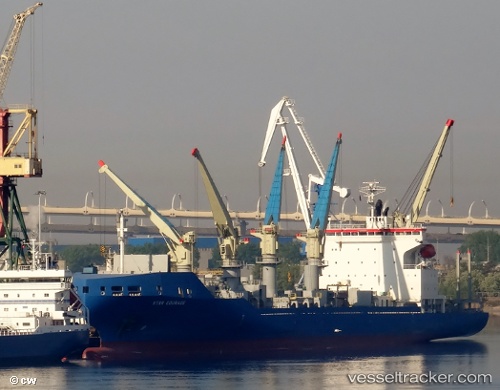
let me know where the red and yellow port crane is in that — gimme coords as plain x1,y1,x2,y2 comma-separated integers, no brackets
0,3,43,266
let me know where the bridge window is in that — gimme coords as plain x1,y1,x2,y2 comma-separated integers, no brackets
128,286,141,296
83,286,89,294
111,286,123,296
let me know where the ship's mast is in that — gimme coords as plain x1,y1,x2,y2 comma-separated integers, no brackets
359,181,386,218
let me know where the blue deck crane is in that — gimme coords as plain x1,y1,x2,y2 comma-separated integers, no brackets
250,137,287,298
298,133,343,293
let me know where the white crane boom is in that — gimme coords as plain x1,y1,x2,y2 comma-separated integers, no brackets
281,126,311,228
0,3,43,102
191,148,240,268
393,119,454,227
409,119,454,225
258,97,349,228
258,97,324,175
98,160,195,272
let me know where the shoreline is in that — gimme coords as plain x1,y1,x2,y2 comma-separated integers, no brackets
484,306,500,316
483,298,500,316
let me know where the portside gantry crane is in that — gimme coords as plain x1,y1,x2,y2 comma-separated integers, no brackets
0,2,43,102
250,137,287,298
258,97,349,229
0,3,43,267
98,160,195,273
297,133,343,292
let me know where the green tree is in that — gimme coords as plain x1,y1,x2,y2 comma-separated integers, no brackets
60,244,104,273
125,242,167,254
439,264,484,298
209,245,221,269
277,241,304,265
479,273,500,292
207,242,261,269
208,240,304,290
276,241,305,291
237,242,261,264
458,230,500,265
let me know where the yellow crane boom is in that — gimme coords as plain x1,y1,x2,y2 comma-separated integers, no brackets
0,3,43,102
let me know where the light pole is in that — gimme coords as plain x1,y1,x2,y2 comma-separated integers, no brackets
35,190,46,264
425,200,432,216
438,199,444,217
468,201,475,218
482,200,489,218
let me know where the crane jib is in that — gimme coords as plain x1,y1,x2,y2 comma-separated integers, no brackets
310,135,342,230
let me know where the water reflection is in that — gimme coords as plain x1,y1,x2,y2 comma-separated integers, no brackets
0,323,497,390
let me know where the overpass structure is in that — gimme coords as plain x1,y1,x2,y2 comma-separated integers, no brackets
20,204,500,239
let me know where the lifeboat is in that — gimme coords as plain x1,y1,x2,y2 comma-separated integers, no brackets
419,244,436,259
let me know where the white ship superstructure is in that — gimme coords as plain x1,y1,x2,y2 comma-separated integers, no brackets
0,249,89,361
320,182,445,312
0,266,88,334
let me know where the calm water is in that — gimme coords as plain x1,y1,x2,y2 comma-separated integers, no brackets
0,317,498,390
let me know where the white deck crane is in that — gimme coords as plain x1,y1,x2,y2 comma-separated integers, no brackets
98,160,195,273
394,119,454,227
258,97,349,228
191,148,244,295
0,3,43,267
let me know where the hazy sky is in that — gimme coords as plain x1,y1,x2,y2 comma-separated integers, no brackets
2,1,500,242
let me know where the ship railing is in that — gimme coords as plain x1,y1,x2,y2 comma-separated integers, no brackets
0,328,34,336
328,223,365,230
217,290,246,299
403,262,433,270
477,290,500,298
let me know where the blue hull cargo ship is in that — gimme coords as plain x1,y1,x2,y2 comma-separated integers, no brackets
72,178,488,362
73,270,487,362
73,119,488,362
